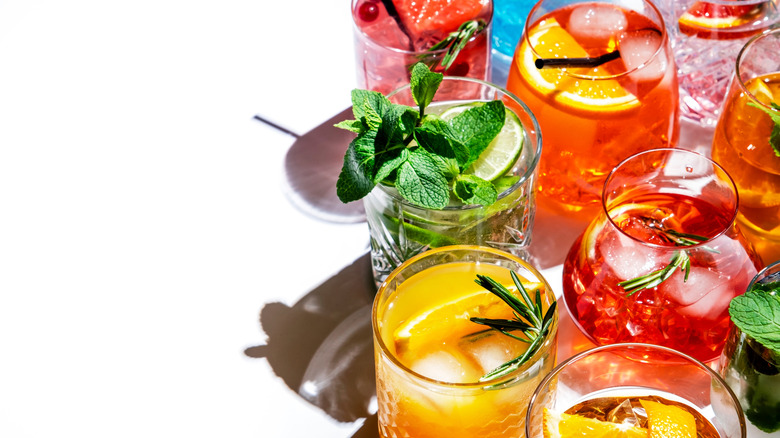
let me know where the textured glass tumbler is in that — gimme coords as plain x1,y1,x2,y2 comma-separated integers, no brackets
364,76,542,286
526,343,747,438
373,245,558,438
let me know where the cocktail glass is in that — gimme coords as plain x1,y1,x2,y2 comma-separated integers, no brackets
718,260,780,437
657,0,780,127
352,0,493,96
373,245,558,438
712,28,780,266
526,343,746,438
562,148,762,363
364,76,542,286
505,0,679,218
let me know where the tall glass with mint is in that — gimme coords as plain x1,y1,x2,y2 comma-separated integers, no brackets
336,63,542,286
718,260,780,437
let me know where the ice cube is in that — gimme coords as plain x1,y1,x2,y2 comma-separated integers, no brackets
567,4,627,48
662,266,734,320
407,348,481,383
458,331,521,376
601,227,665,281
606,398,643,427
618,29,667,83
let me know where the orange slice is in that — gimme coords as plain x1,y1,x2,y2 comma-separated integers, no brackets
542,408,649,438
640,400,697,438
518,18,639,117
679,1,765,33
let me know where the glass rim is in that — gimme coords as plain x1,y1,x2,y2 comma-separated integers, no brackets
601,148,739,249
351,0,494,56
747,257,780,290
525,342,747,435
523,0,669,80
372,244,559,389
735,28,780,113
379,75,543,211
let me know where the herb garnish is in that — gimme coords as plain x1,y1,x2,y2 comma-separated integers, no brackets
747,101,780,157
335,62,506,209
729,279,780,354
419,19,487,71
617,217,719,296
469,271,557,381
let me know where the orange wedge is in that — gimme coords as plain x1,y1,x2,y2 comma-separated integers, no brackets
640,400,697,438
542,408,649,438
518,18,639,117
679,1,765,33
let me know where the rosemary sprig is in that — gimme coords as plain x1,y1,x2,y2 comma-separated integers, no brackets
469,271,557,382
418,19,486,71
617,218,720,296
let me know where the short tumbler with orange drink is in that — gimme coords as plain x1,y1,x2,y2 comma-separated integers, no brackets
506,0,679,217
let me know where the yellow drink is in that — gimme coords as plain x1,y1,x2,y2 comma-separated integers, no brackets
372,246,559,438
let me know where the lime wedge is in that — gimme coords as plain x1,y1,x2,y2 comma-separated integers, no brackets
440,103,525,182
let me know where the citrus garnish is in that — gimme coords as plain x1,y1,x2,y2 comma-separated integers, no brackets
747,79,776,106
679,1,765,33
441,103,524,182
518,18,639,116
542,408,649,438
640,400,697,438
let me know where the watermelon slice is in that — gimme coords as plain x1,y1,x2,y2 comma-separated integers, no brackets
678,0,767,36
393,0,487,36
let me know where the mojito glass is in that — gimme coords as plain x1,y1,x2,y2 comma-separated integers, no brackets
526,343,746,438
373,245,558,438
352,0,493,96
718,260,780,437
505,0,679,218
562,148,762,363
657,0,780,126
712,28,780,266
365,76,541,286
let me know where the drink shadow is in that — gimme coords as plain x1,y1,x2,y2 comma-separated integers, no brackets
244,252,380,437
280,107,366,224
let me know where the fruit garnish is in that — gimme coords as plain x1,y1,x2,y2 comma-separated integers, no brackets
440,102,524,182
640,400,697,438
336,62,519,209
747,99,780,158
542,408,649,438
469,271,556,381
679,1,766,34
519,18,639,116
393,0,486,36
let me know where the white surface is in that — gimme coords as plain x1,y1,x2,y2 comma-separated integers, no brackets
0,1,592,437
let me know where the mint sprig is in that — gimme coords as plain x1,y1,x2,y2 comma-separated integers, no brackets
730,282,780,354
336,62,506,209
747,101,780,158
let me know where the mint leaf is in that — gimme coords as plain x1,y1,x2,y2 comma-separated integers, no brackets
375,148,409,184
747,101,780,158
729,289,780,353
447,101,505,168
410,63,443,114
336,129,379,203
415,116,470,167
453,174,497,205
334,119,364,133
396,149,450,209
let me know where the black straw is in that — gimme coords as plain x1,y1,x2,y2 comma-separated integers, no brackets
535,50,621,69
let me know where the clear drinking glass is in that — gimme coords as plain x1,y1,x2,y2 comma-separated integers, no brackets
712,28,780,267
718,260,780,437
526,343,747,438
657,0,780,127
352,0,493,96
364,76,542,286
562,148,762,363
505,0,680,219
373,245,558,438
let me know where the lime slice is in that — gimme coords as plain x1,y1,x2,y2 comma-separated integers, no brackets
440,103,525,181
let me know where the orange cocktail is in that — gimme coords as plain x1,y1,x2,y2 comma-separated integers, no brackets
506,0,679,217
372,246,558,438
712,29,780,265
